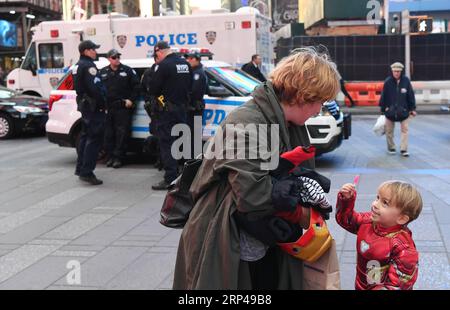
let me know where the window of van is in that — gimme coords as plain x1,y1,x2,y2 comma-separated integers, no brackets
39,43,64,69
21,42,37,71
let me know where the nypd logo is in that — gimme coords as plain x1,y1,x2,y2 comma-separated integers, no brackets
176,64,190,74
205,31,216,45
117,35,127,48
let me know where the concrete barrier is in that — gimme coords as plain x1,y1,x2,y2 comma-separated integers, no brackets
337,81,450,106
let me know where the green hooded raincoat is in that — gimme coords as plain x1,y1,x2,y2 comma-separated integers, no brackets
173,82,314,289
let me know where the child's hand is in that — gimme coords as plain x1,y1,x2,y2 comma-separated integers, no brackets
339,183,356,200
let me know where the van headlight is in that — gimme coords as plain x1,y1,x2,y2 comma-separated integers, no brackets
13,106,44,113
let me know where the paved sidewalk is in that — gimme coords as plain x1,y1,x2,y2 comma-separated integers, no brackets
0,115,449,289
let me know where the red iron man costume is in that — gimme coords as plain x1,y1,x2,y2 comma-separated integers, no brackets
336,193,419,290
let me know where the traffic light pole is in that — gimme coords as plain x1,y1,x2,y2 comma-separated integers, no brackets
405,32,411,78
401,10,411,79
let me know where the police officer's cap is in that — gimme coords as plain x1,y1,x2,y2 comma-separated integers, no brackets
391,62,404,71
79,40,100,53
154,41,170,52
185,52,201,60
106,49,122,58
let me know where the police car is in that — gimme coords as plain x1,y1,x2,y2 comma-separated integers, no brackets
46,57,351,155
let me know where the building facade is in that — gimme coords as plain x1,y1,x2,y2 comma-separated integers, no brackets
63,0,140,20
299,0,385,36
389,0,449,34
0,0,62,75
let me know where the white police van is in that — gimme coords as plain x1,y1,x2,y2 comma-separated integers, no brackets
7,8,273,99
46,58,350,156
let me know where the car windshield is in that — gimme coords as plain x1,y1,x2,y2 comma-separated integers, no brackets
0,88,16,99
208,67,260,96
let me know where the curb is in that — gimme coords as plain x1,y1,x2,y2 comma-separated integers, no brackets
341,104,450,116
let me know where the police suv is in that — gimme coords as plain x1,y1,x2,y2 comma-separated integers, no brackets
46,58,351,155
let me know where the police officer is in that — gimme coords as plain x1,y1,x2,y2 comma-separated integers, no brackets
185,51,208,159
142,55,163,170
74,40,107,185
148,41,193,190
100,49,140,168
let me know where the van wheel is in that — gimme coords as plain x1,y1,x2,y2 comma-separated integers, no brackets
22,91,42,97
0,114,15,139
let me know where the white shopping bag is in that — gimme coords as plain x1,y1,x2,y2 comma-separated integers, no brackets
373,115,386,136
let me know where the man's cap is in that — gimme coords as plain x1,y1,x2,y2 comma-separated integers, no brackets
78,40,100,53
185,52,201,60
106,49,122,58
391,62,404,71
154,41,170,52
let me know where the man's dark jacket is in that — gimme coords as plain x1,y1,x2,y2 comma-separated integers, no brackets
242,62,266,82
379,74,416,122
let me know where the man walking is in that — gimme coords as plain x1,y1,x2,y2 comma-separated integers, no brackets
379,62,417,157
241,54,266,82
100,49,140,168
147,41,193,190
74,40,107,185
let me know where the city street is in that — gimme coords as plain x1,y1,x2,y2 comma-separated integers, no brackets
0,114,449,290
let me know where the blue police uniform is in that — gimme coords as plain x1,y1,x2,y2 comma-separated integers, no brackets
142,63,163,168
148,53,193,184
187,63,208,159
74,55,107,178
100,63,140,163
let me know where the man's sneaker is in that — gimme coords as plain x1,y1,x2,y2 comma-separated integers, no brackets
112,159,123,169
152,180,170,191
401,151,410,157
106,158,114,167
388,149,396,155
79,175,103,185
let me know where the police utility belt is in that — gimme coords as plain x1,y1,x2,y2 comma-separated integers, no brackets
108,99,128,110
188,99,205,112
146,95,176,113
77,94,105,113
145,95,199,116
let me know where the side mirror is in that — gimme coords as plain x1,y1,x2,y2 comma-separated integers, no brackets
208,86,233,98
29,63,37,76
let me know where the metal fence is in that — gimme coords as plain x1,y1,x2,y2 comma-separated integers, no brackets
276,33,450,81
